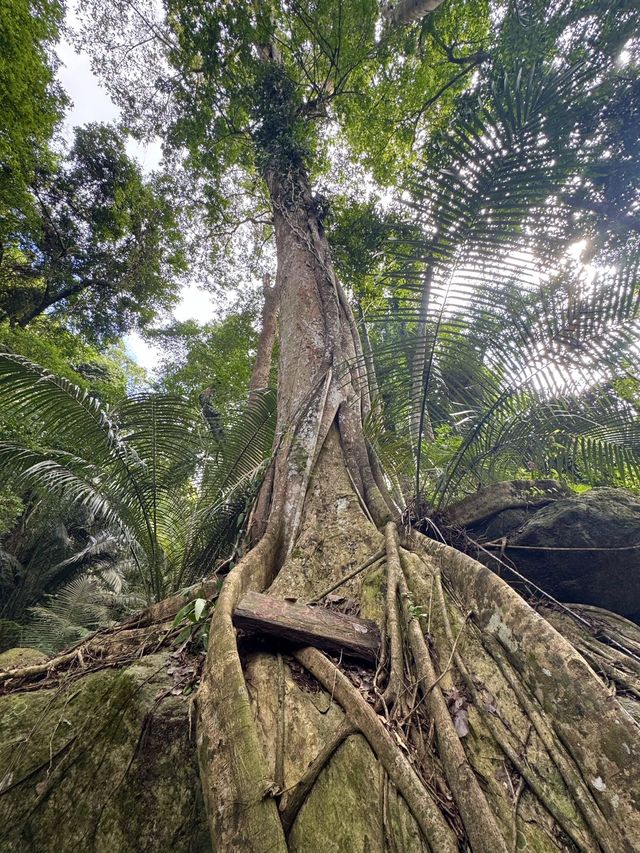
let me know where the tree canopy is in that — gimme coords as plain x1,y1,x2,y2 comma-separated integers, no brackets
1,0,639,638
1,122,188,341
0,0,66,231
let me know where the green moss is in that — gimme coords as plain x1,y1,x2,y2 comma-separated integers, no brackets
289,735,380,851
0,646,48,670
0,654,210,852
289,735,427,852
359,566,385,622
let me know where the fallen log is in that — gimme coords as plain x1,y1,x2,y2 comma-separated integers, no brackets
233,591,380,662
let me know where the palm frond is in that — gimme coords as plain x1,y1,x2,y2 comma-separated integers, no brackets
371,59,640,505
0,353,277,602
0,353,124,464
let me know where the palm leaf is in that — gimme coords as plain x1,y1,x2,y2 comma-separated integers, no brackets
370,58,640,504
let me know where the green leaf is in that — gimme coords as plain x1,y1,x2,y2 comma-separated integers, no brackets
172,601,195,628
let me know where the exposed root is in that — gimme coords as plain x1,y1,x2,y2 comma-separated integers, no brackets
407,530,640,848
13,494,635,851
443,479,570,528
293,645,459,853
382,523,404,710
486,635,624,853
197,525,287,852
427,564,599,852
305,548,385,605
122,577,223,629
278,718,357,834
0,624,174,690
0,577,222,686
407,530,640,838
509,773,526,853
392,543,507,853
275,653,286,793
229,518,640,849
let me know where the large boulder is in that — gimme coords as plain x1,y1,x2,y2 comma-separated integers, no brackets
0,652,210,852
0,647,48,670
505,488,640,621
444,479,571,529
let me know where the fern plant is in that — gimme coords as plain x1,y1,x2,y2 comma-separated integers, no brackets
0,502,131,649
22,568,141,654
0,353,276,605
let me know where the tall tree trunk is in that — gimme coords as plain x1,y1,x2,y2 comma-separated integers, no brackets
2,48,639,853
195,153,640,851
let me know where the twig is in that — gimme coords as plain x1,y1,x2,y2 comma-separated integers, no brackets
305,549,385,604
345,465,376,526
483,541,640,552
383,523,404,708
397,560,508,853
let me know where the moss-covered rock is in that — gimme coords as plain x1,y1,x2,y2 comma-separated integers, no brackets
0,654,210,852
0,646,48,670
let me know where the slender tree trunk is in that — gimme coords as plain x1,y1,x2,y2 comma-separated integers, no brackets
249,272,280,397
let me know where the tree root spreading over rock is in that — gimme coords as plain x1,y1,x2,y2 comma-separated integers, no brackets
3,517,639,851
193,512,640,851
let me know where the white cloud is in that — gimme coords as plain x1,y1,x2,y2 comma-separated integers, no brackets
174,284,218,324
124,333,162,375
